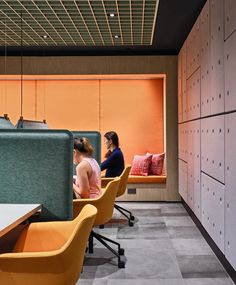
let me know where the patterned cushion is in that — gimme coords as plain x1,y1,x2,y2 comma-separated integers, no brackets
149,152,165,175
130,154,152,176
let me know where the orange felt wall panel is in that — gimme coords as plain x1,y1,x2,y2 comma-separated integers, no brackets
0,77,163,164
0,79,21,124
0,82,4,115
100,79,163,164
22,80,36,120
40,80,100,130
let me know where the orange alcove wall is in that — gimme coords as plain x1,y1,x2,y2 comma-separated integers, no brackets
100,79,164,163
0,76,164,165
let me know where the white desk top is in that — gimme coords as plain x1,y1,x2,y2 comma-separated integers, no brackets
0,204,41,237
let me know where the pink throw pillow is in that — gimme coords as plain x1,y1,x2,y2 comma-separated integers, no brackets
130,154,152,176
149,152,165,175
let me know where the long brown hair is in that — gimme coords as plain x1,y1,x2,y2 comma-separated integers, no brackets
74,137,94,156
104,131,119,158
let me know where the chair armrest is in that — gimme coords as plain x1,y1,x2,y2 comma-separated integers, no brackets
73,198,98,218
101,177,115,188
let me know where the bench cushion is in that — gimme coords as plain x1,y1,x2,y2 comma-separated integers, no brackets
128,175,166,184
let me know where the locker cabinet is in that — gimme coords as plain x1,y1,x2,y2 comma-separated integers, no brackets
179,159,188,202
200,0,211,117
186,69,201,120
225,30,236,112
187,19,200,79
201,172,225,252
224,0,236,40
225,112,236,270
210,0,225,115
201,116,224,183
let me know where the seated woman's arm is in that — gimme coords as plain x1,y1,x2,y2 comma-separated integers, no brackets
73,162,90,199
101,152,116,171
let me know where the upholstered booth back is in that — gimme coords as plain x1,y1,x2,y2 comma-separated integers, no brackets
0,130,73,221
71,131,101,164
0,116,15,129
16,119,49,129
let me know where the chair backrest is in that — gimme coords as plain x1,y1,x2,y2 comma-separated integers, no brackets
73,178,120,227
0,204,97,285
0,116,15,129
16,119,49,129
116,165,131,197
93,177,120,226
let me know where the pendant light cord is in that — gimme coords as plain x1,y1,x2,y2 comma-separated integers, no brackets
20,11,23,118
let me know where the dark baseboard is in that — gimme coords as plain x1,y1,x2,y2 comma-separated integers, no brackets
182,198,236,284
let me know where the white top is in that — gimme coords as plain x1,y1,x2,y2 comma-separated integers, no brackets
0,204,41,237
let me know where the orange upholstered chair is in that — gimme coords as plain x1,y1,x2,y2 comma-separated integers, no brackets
101,165,134,226
73,177,125,268
0,204,97,285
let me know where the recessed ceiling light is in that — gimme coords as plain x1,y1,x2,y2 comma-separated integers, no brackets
109,13,115,17
42,35,49,39
114,35,119,39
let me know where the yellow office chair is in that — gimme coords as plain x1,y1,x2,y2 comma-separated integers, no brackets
101,165,134,226
0,204,97,285
73,177,125,268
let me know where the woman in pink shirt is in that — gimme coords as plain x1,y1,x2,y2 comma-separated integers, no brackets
73,137,101,199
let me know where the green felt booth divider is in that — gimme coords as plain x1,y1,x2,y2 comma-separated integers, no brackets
0,130,73,221
71,131,101,165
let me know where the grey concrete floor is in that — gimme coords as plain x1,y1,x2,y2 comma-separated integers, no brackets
77,202,234,285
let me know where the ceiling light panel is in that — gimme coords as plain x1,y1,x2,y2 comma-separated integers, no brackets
0,0,159,47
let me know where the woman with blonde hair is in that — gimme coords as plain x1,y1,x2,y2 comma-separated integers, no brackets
73,137,101,199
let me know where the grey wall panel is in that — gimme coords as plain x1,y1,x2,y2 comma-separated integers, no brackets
225,30,236,112
210,0,225,115
192,120,201,221
224,0,236,40
182,43,188,122
201,172,225,253
187,19,200,79
201,116,224,183
225,112,236,270
179,0,236,272
200,0,211,117
179,159,188,202
186,69,201,120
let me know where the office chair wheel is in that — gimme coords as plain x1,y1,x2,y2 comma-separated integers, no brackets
130,215,135,220
129,221,134,227
119,248,125,255
118,260,125,268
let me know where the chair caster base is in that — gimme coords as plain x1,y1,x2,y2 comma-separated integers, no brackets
119,248,125,255
129,221,134,227
130,215,135,221
118,260,125,268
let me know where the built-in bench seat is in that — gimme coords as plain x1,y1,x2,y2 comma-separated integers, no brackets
128,175,166,184
117,175,167,202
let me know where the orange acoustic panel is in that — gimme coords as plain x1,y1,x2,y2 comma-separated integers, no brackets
21,80,36,120
100,79,164,164
37,80,100,130
0,76,164,165
0,79,21,124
